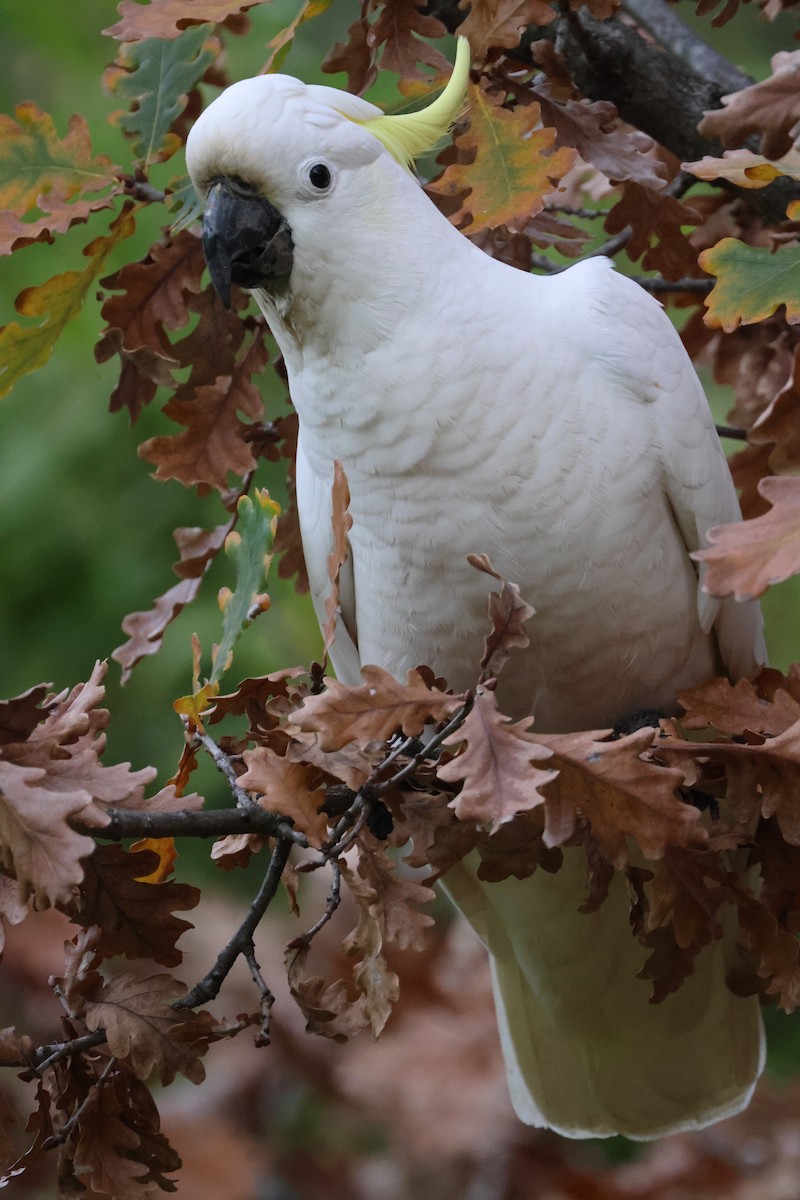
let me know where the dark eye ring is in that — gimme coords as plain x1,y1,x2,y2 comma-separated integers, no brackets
308,162,331,190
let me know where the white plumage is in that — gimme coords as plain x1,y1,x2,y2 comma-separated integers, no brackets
187,56,767,1138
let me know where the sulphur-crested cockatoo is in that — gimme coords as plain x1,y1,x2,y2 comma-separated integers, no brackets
186,39,767,1139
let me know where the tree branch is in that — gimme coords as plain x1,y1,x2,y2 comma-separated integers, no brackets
174,836,293,1010
72,806,308,845
428,0,799,223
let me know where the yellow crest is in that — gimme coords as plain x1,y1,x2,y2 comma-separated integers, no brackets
358,37,471,169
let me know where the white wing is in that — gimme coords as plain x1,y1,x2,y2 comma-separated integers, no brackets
587,260,766,678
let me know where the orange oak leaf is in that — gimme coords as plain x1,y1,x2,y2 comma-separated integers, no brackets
428,81,576,234
238,747,329,847
292,665,463,752
439,686,557,833
0,103,116,218
457,0,556,62
104,0,272,40
84,973,206,1084
76,845,199,966
536,728,703,867
693,475,800,600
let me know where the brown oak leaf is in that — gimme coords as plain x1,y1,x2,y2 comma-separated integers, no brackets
468,553,534,679
457,0,556,63
749,345,800,475
532,86,666,189
474,809,563,882
439,686,557,833
536,728,703,867
693,475,800,600
139,334,267,490
76,845,199,967
677,674,800,737
113,520,232,684
0,683,54,746
0,759,97,908
341,863,401,1036
699,50,800,159
292,665,463,752
84,973,206,1084
604,181,701,280
321,18,377,94
353,833,435,952
323,460,353,650
368,0,450,80
285,944,370,1041
238,747,329,847
104,0,271,40
733,883,800,1010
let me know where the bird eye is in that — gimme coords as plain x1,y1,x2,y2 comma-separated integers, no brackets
308,162,331,190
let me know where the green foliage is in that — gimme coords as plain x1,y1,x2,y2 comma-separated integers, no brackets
700,237,800,330
211,489,280,684
109,24,217,167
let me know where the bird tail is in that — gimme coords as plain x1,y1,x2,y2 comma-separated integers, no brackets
442,849,764,1139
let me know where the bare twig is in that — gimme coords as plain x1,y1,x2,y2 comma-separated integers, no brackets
243,949,276,1047
636,277,712,295
194,729,259,810
288,861,342,951
378,699,474,791
41,1057,117,1150
32,1030,107,1076
175,836,293,1011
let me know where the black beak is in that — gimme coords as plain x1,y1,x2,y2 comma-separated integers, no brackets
201,178,294,309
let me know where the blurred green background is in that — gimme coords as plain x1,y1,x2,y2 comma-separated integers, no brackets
1,0,799,1080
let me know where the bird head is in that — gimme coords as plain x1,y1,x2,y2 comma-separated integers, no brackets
186,39,470,310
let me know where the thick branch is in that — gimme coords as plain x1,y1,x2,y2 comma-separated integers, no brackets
73,806,308,845
428,0,799,224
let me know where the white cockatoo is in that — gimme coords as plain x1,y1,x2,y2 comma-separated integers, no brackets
186,40,767,1139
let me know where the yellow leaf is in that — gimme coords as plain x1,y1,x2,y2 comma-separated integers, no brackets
130,837,178,882
173,680,219,731
0,102,117,215
427,81,576,234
